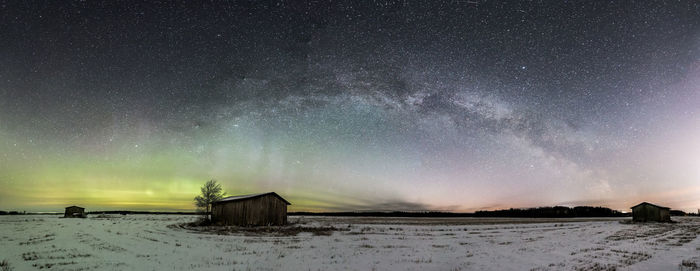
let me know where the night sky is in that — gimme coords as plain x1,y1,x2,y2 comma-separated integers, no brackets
1,1,699,212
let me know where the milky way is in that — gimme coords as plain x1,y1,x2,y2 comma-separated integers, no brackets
1,1,699,212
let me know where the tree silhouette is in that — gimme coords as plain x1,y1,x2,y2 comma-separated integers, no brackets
194,179,226,220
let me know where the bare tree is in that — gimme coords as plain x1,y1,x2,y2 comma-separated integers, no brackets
194,179,226,220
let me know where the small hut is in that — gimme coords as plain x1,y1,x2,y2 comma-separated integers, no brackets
64,206,86,218
211,192,291,226
631,202,670,222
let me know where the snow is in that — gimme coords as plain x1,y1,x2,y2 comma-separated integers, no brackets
0,215,698,270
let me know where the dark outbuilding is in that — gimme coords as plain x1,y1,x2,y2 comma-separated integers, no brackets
631,202,670,222
64,206,86,218
211,192,291,226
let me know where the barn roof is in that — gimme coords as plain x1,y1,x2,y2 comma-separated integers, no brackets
65,206,84,209
630,202,670,210
214,192,291,205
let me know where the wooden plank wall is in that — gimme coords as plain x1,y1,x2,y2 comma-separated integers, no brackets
633,205,669,222
659,208,670,222
64,207,85,218
211,194,287,226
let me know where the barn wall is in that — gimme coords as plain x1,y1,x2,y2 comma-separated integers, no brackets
64,207,85,218
632,204,670,222
647,205,659,221
211,195,287,226
660,209,670,222
647,205,660,221
632,205,645,222
633,205,653,222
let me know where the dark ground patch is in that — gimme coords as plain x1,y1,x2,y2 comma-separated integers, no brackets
170,222,348,236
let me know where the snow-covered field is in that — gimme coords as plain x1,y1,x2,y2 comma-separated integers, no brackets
0,215,698,270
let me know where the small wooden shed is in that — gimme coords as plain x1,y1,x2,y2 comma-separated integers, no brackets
631,202,670,222
211,192,291,226
64,206,86,218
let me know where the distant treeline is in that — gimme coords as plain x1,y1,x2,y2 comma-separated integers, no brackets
670,210,689,216
471,206,688,217
291,206,629,218
0,208,695,217
0,210,201,215
472,206,626,218
86,211,201,215
0,211,26,215
291,207,694,218
290,211,476,217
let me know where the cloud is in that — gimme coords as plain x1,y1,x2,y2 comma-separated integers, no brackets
333,201,430,212
318,200,459,212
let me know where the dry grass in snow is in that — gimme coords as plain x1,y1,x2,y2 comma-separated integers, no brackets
0,215,698,270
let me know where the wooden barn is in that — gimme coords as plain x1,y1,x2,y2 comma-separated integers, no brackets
64,206,86,218
211,192,291,226
631,202,670,222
